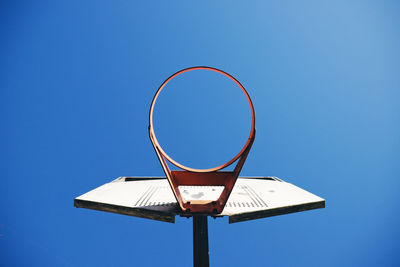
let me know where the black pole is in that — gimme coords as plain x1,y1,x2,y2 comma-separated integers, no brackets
193,216,209,267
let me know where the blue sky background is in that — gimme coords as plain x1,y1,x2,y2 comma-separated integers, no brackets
1,1,399,266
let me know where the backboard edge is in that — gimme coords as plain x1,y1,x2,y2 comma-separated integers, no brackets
74,198,176,223
228,200,325,224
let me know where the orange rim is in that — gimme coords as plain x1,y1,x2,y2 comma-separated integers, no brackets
149,66,255,172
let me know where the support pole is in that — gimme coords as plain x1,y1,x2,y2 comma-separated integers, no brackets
193,216,209,267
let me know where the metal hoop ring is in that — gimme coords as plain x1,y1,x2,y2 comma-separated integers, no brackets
149,66,256,173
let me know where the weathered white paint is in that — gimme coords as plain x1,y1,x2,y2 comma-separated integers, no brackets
178,186,224,202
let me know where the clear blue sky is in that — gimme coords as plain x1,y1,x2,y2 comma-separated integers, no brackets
1,1,399,266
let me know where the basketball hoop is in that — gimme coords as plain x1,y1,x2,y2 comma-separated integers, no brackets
75,66,325,267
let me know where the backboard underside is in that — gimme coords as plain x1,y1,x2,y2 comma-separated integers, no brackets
74,177,325,223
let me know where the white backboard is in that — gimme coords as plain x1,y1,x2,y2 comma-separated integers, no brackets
74,177,325,223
